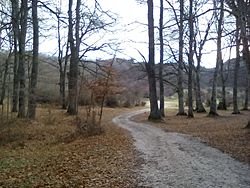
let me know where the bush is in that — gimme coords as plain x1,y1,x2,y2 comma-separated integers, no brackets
105,96,119,107
123,100,133,108
36,93,58,104
75,111,103,137
140,101,146,106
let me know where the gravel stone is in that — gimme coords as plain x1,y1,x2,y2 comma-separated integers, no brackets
113,109,250,188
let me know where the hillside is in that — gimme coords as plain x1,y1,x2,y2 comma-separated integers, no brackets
33,56,249,106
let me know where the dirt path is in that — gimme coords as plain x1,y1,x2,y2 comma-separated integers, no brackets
113,109,250,188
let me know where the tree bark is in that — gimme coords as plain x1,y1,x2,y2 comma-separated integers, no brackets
219,57,227,110
27,0,39,119
193,10,212,113
225,0,250,127
57,8,68,110
11,0,19,113
209,0,224,116
240,3,250,128
0,51,12,105
17,0,28,118
57,20,69,109
159,0,165,117
59,55,68,109
187,0,194,118
177,0,186,116
232,18,240,114
243,73,249,110
147,0,161,120
195,68,206,113
67,0,81,115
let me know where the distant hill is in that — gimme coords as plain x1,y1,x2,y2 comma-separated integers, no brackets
219,58,248,88
34,56,249,104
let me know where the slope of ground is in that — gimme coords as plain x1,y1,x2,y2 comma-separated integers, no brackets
134,109,250,164
0,106,141,187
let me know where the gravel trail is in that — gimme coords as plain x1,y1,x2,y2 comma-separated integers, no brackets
112,109,250,188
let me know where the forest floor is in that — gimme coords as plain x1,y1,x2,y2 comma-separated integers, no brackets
0,106,142,187
1,105,249,187
134,109,250,164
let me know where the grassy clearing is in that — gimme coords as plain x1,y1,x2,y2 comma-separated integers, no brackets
134,109,250,164
0,106,140,187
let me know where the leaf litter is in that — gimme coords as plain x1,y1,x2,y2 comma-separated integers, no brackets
0,106,142,187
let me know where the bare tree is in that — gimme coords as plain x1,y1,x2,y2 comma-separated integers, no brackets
187,0,194,118
54,3,69,110
209,0,224,116
164,0,187,116
147,0,161,120
159,0,165,117
225,0,250,127
0,40,12,105
232,18,240,114
193,11,213,113
177,0,186,116
47,0,115,114
17,0,28,118
27,0,39,119
11,0,20,112
67,0,81,115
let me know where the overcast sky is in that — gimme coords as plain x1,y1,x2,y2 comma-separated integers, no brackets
40,0,235,68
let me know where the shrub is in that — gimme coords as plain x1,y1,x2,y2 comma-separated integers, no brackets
105,96,119,107
140,101,146,106
75,111,103,137
123,100,133,108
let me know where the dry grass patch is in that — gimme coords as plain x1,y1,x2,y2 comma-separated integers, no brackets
134,109,250,164
0,106,140,187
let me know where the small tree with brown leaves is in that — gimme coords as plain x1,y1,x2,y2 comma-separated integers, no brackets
76,60,122,136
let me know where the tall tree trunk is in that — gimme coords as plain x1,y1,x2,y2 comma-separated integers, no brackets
147,0,161,120
57,8,68,110
0,50,12,105
159,0,165,117
238,1,250,116
246,69,250,129
59,56,68,109
232,18,240,114
219,58,227,110
209,0,224,116
241,3,250,128
193,11,212,113
17,0,28,118
195,67,206,113
11,0,19,113
67,0,81,115
187,0,194,118
62,52,69,109
27,0,39,119
177,0,186,116
225,0,250,128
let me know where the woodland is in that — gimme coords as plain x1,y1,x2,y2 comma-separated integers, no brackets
0,0,250,187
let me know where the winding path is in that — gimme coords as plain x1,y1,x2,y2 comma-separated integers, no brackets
113,109,250,188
